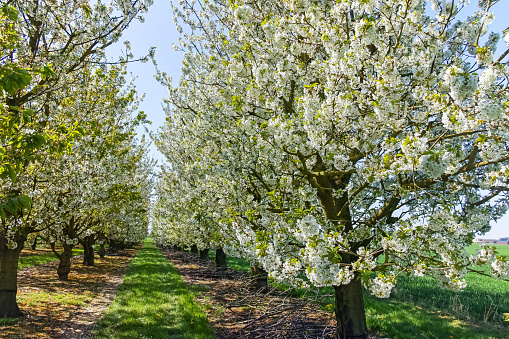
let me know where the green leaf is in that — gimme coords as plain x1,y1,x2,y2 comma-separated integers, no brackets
7,165,16,182
17,195,32,211
81,3,92,18
4,201,16,214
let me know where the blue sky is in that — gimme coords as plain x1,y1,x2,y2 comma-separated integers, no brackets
107,1,509,238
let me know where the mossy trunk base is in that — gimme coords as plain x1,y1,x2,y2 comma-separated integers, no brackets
98,244,106,258
82,236,95,266
0,290,21,318
0,238,23,318
57,246,73,281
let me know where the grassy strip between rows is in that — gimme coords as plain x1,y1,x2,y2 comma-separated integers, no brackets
18,248,84,270
95,239,214,339
205,248,507,339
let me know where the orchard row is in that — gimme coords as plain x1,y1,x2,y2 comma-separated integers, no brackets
0,1,153,318
151,1,509,338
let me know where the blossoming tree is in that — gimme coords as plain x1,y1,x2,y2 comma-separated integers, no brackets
0,0,152,317
159,0,509,337
34,65,152,280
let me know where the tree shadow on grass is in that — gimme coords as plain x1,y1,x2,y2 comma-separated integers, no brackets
95,240,214,339
365,297,506,339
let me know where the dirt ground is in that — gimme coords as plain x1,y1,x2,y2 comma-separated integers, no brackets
0,248,138,339
2,245,384,338
160,248,338,339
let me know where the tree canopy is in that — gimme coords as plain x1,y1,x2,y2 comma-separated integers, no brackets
153,0,509,337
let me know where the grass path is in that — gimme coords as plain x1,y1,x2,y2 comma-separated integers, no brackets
95,239,214,339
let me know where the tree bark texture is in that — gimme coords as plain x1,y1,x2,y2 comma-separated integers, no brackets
199,249,209,260
250,265,268,292
82,235,95,266
308,160,369,337
0,236,24,318
57,244,73,281
98,243,106,258
31,236,38,250
215,247,227,271
334,277,368,339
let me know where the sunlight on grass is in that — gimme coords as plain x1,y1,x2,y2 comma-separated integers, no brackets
17,291,93,306
18,249,84,269
208,249,251,271
390,244,509,323
95,239,214,339
364,296,503,339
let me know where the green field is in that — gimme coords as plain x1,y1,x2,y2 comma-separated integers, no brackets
95,239,214,339
390,244,509,323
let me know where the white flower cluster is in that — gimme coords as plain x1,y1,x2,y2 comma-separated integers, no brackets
367,275,396,298
491,259,509,278
443,66,478,102
153,0,509,300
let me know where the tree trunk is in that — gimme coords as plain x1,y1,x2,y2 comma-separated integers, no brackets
0,237,24,318
215,247,227,271
199,249,209,260
31,236,38,250
109,239,125,251
250,265,268,292
334,277,368,339
98,243,106,258
57,244,73,281
82,235,95,266
311,169,369,338
191,245,198,254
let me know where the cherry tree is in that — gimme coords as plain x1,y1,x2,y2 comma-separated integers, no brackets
160,0,509,337
33,64,152,280
105,138,154,250
151,133,223,253
154,115,272,276
0,0,152,317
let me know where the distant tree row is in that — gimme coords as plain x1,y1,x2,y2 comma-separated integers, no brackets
0,0,154,318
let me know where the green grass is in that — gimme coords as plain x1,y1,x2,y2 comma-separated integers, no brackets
17,291,93,306
391,244,509,323
363,295,504,339
206,246,509,338
18,248,84,269
95,239,214,339
207,249,251,272
0,318,18,326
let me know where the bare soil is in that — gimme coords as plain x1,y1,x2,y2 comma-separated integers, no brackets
0,248,138,339
159,247,339,339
